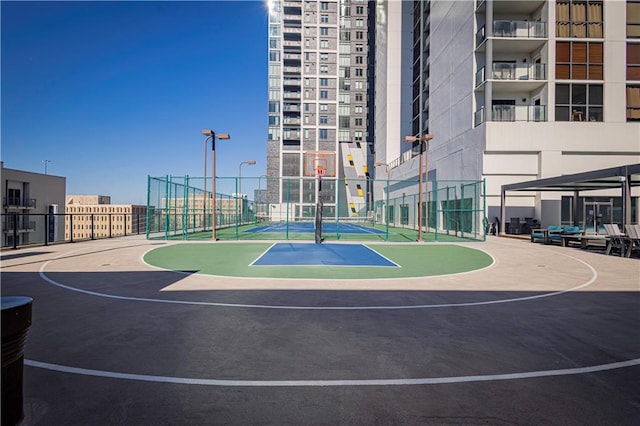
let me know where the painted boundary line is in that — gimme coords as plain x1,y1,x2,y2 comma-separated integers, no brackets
24,358,640,387
39,249,597,310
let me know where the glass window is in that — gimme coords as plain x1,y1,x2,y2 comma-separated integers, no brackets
320,90,328,98
321,2,329,10
627,85,640,121
556,1,603,38
629,2,640,38
555,83,603,121
556,41,603,80
320,116,328,124
321,14,329,23
319,129,328,139
320,27,329,35
320,78,328,86
628,43,640,80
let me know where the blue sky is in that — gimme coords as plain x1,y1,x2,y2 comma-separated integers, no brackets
2,0,269,204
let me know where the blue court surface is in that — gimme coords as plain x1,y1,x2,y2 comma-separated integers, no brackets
245,221,385,235
250,243,399,267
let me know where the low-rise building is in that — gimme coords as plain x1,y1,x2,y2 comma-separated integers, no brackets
1,162,66,247
65,195,146,240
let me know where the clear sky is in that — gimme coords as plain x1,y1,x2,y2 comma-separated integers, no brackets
1,0,269,204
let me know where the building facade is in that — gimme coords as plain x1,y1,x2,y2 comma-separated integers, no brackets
1,162,66,247
375,0,640,228
65,195,146,240
266,0,375,220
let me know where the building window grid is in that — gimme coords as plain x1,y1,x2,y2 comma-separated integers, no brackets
556,1,603,38
555,83,603,121
556,41,603,80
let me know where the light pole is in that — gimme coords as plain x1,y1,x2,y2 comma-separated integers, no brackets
42,160,51,175
202,129,231,240
404,134,434,242
238,160,256,225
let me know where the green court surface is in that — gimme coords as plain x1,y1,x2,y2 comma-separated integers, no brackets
143,243,494,279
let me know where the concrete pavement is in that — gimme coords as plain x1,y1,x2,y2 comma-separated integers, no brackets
1,235,639,425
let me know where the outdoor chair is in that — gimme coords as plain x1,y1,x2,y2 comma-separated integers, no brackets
604,224,629,256
531,225,562,244
624,224,640,258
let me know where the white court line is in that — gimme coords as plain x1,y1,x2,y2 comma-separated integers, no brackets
38,249,597,310
24,358,640,387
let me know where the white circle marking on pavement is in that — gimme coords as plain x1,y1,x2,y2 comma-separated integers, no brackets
24,358,640,387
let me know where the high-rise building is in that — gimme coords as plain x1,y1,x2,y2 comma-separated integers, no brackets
266,0,374,220
377,0,640,227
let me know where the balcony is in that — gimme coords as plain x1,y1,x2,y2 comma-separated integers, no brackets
476,25,486,49
283,26,302,34
283,104,301,112
283,66,301,74
283,78,301,86
3,197,36,209
474,105,547,126
493,20,547,38
492,62,545,80
283,117,301,126
283,91,301,99
492,105,547,122
283,40,301,48
476,63,546,91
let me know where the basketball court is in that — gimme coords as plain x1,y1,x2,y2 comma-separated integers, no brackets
2,234,639,424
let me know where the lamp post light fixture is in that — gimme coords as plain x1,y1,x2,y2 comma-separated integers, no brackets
202,129,231,240
238,160,256,225
404,133,434,242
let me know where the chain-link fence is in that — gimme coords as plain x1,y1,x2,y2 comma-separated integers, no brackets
147,175,486,242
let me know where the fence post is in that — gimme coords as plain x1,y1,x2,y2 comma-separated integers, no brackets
12,213,18,249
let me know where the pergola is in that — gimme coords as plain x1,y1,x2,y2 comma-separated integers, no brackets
500,163,640,234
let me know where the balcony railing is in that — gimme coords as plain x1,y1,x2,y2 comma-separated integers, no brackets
476,25,486,47
3,197,36,208
493,20,547,38
283,66,301,73
492,63,546,80
283,78,301,86
492,105,547,122
283,91,301,99
475,67,486,87
474,107,485,127
474,105,547,126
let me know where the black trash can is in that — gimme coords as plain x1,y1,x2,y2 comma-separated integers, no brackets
2,296,33,426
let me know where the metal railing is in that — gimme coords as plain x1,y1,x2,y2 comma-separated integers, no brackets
493,20,547,38
3,197,37,208
1,213,146,249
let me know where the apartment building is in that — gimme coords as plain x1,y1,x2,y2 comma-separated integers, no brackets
266,0,375,219
65,195,146,240
1,162,66,247
376,0,640,228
